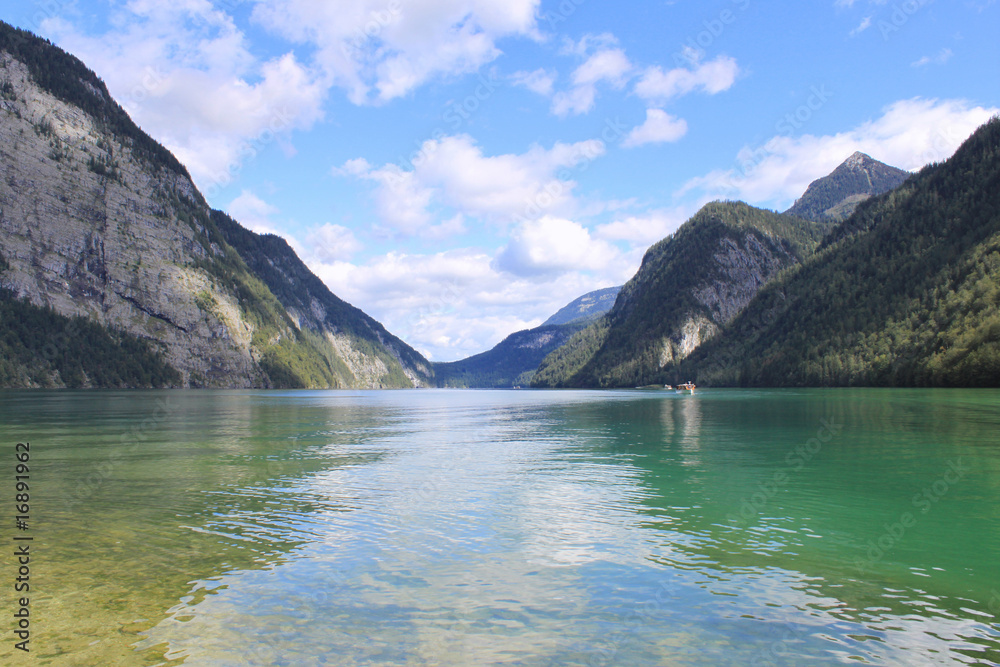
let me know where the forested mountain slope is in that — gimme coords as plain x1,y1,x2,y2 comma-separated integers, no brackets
533,203,833,388
681,117,1000,387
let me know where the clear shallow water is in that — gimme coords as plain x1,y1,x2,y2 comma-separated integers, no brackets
1,388,999,666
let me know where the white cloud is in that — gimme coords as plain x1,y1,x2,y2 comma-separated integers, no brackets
850,16,873,36
42,5,326,195
335,135,606,234
622,109,689,148
227,190,281,234
678,98,1000,209
307,248,628,361
251,0,542,104
493,216,620,277
634,55,740,103
551,36,633,116
595,209,691,246
307,224,364,262
912,48,954,67
511,68,557,96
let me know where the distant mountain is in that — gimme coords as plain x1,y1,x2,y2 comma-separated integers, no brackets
785,152,910,222
681,117,1000,387
542,286,622,326
0,21,432,388
433,286,621,387
433,323,586,388
533,202,834,388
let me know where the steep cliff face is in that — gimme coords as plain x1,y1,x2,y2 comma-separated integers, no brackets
0,28,431,388
533,202,829,387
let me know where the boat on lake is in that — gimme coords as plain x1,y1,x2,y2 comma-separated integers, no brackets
676,382,696,393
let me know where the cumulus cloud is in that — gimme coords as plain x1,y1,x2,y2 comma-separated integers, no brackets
678,98,1000,209
227,190,282,234
308,247,630,361
595,209,691,246
633,55,740,103
307,224,364,262
251,0,542,104
622,109,689,148
511,68,557,96
551,35,633,116
493,216,620,277
42,4,325,195
335,135,606,234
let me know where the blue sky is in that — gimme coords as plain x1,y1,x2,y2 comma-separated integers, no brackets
4,0,998,361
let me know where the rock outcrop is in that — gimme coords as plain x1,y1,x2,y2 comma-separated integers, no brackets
0,27,431,388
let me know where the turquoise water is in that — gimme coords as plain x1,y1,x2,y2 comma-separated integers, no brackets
1,389,998,665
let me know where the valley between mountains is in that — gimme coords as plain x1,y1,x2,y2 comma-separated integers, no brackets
2,21,998,389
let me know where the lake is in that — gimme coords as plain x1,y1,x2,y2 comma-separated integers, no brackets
1,388,998,665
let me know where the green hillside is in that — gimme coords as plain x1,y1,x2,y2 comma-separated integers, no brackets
681,116,1000,387
533,202,833,388
211,210,432,387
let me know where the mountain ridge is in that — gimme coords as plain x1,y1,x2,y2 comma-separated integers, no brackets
0,21,432,388
533,202,834,388
680,116,1000,387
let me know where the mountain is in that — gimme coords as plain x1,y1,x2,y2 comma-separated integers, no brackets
784,151,910,222
533,202,834,388
680,117,1000,387
433,286,621,388
0,22,431,388
542,285,622,326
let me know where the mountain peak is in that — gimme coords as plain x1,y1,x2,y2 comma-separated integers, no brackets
785,152,910,223
844,151,872,169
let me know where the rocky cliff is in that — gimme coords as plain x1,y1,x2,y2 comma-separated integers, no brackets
532,202,831,387
0,24,431,388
